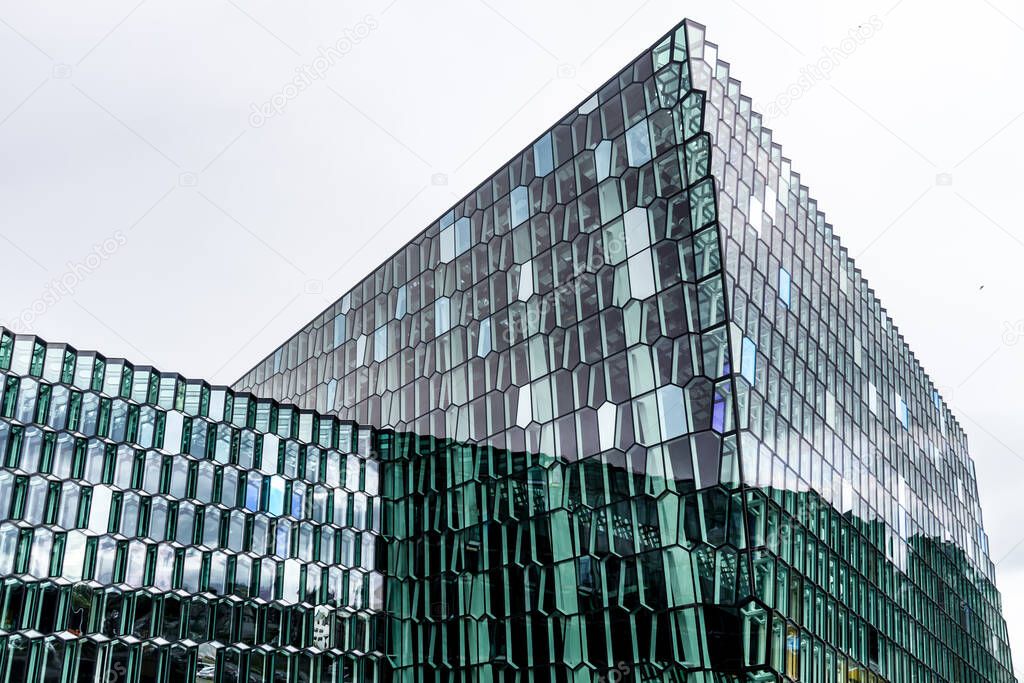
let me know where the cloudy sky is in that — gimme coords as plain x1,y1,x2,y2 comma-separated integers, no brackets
1,0,1022,670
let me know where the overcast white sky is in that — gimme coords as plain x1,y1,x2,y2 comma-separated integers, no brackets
1,0,1022,670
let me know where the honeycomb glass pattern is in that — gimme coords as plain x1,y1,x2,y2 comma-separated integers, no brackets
0,17,1014,683
235,18,1016,683
240,21,757,681
684,21,1015,682
0,329,386,683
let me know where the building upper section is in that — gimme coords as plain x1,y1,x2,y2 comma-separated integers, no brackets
0,326,383,610
235,18,996,584
235,20,732,462
682,21,995,585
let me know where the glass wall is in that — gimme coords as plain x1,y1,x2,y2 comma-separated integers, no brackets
236,17,1015,682
0,15,1015,683
0,330,385,683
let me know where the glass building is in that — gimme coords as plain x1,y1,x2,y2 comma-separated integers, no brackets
0,330,387,681
0,17,1016,683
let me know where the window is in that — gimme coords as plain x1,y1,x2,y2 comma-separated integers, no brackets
778,268,791,308
868,625,880,670
897,394,909,429
395,285,407,319
625,119,651,166
434,297,451,337
326,379,337,412
595,140,612,181
373,327,387,363
440,224,455,262
627,251,655,300
623,207,649,256
477,318,492,357
518,260,534,301
741,337,757,386
511,186,529,227
454,217,471,255
333,314,346,348
533,132,554,176
356,334,366,364
656,385,686,440
267,475,286,516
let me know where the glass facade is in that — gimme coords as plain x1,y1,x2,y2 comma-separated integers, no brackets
0,17,1015,683
235,18,1016,683
684,25,1015,681
0,330,387,682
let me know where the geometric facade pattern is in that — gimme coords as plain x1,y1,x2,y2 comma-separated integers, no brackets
684,23,1015,682
0,329,386,682
236,19,1017,683
0,18,1015,683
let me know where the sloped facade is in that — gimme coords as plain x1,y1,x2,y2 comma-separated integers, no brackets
0,17,1014,683
237,19,1016,682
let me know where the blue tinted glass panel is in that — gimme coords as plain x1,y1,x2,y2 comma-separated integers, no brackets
511,186,529,227
898,396,909,429
246,475,261,511
268,476,285,516
455,217,471,256
741,337,756,386
478,318,492,357
533,132,554,176
778,268,791,307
